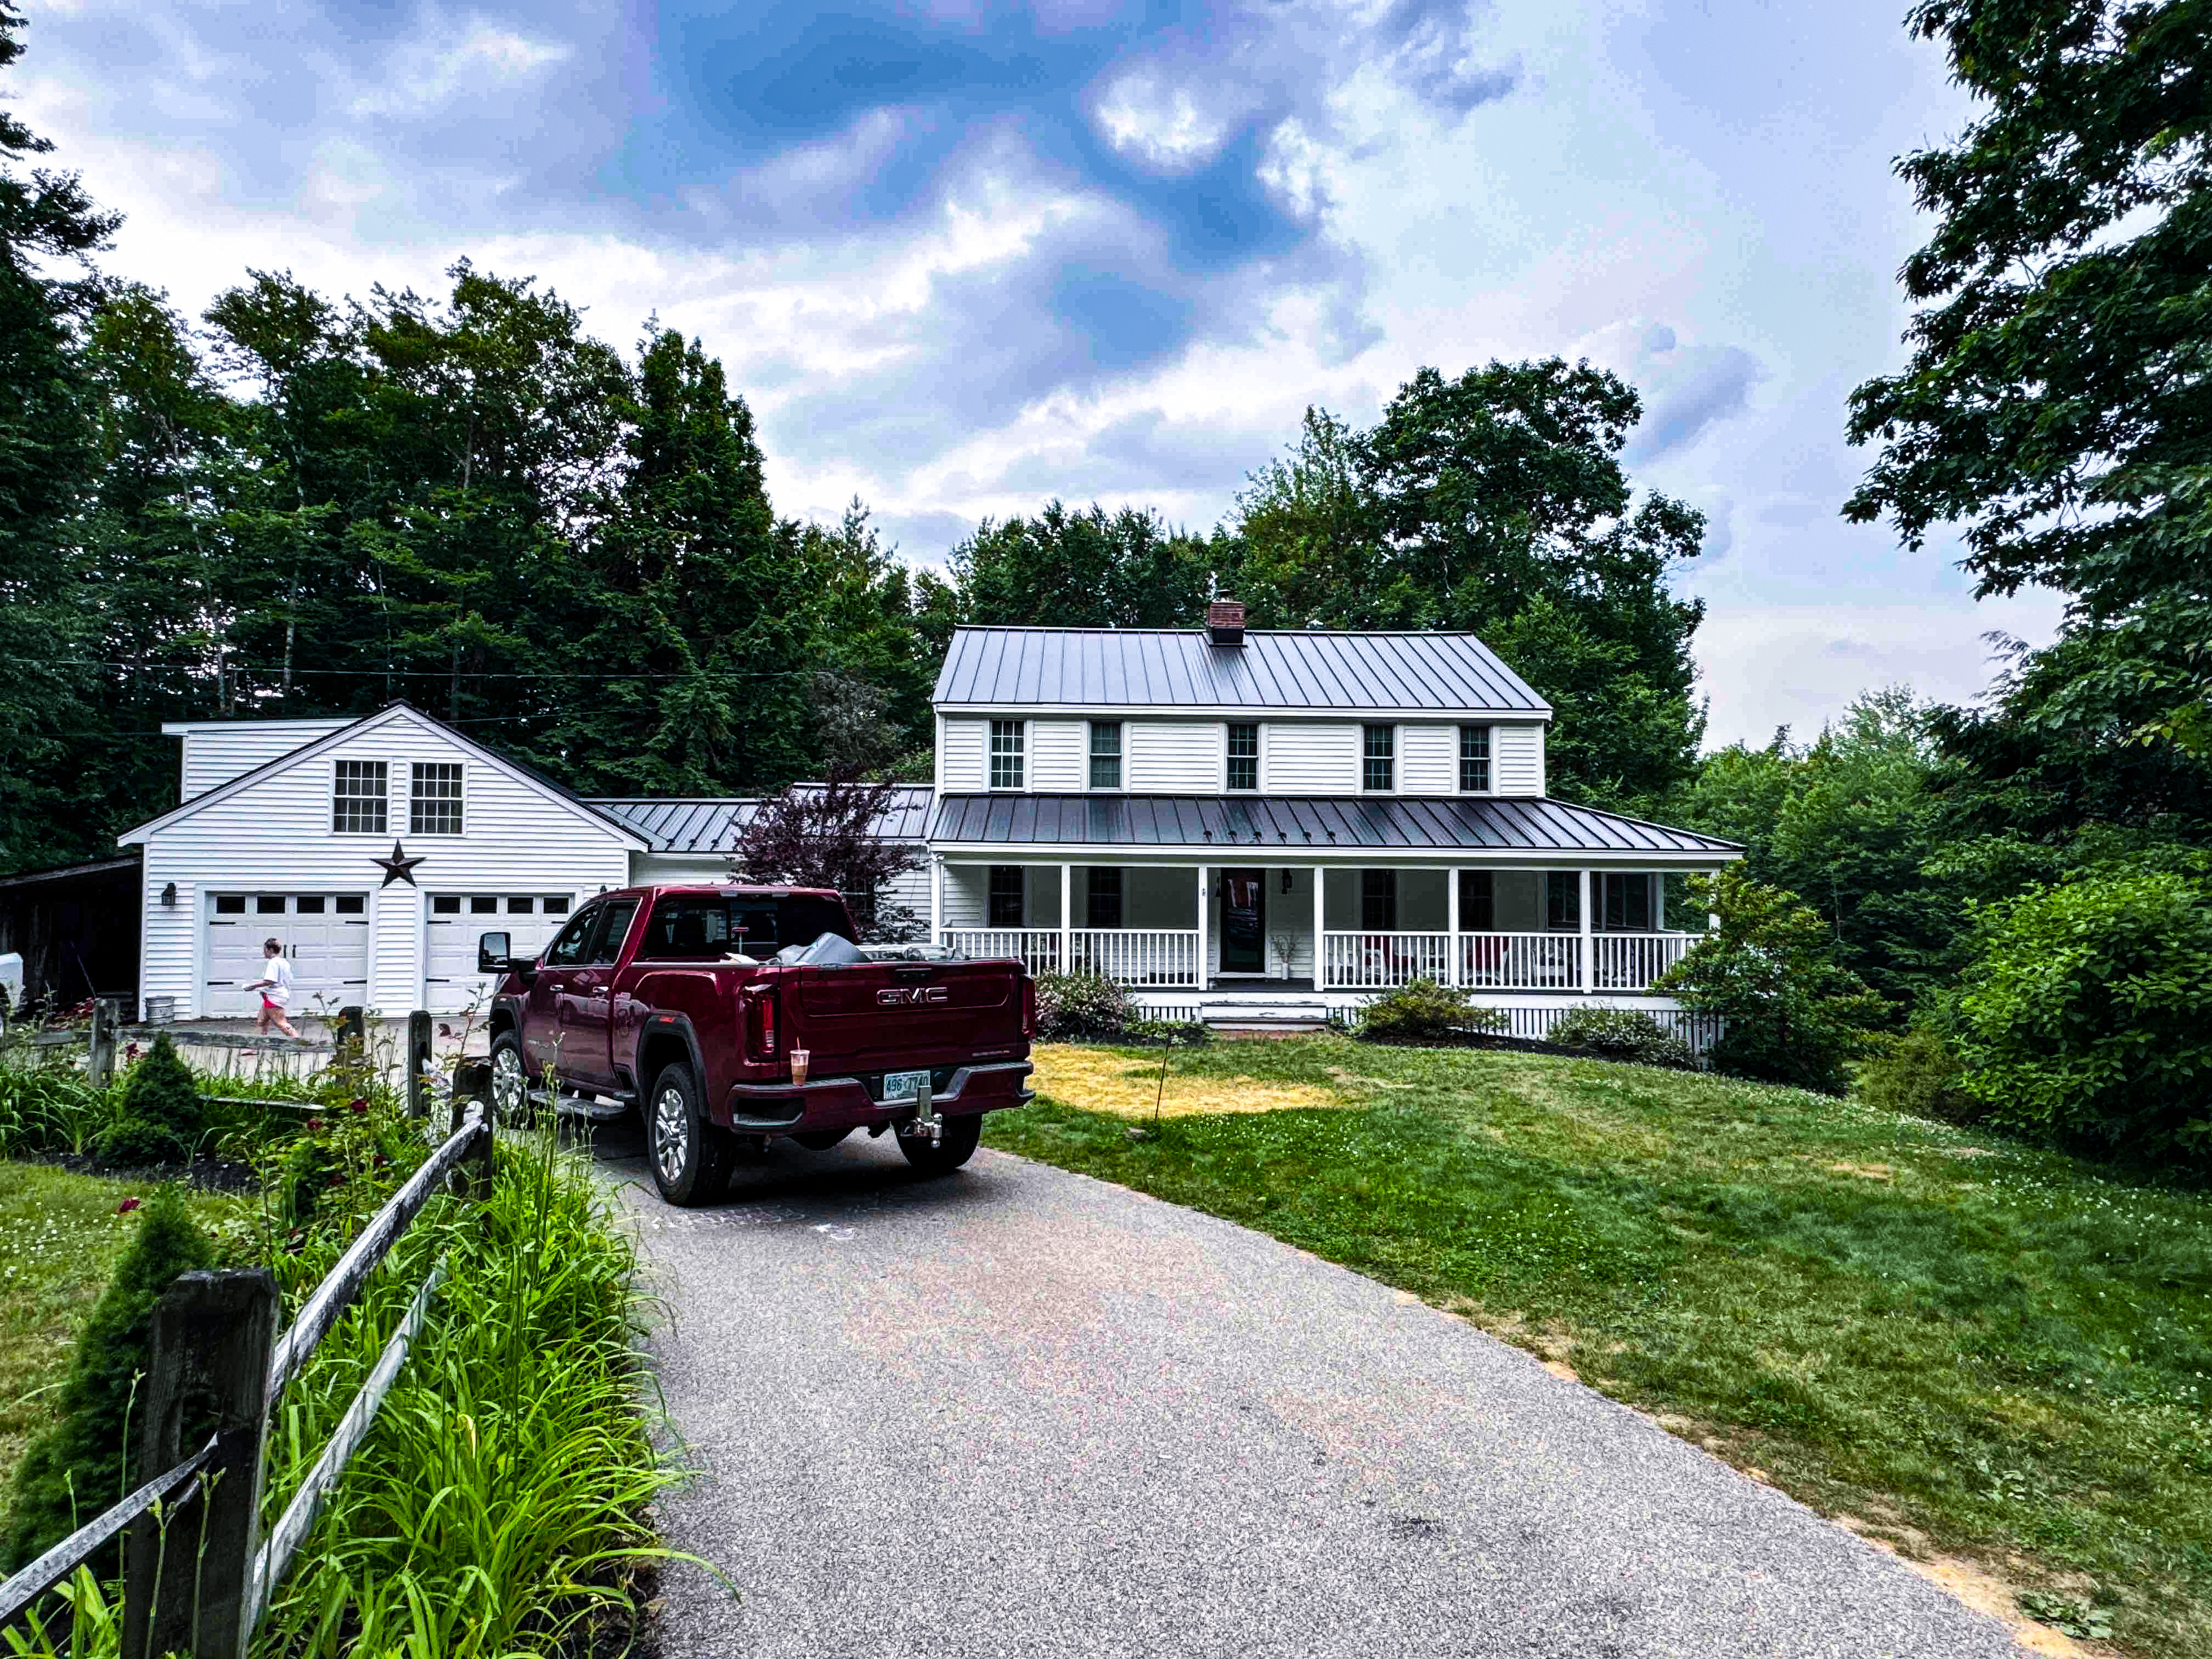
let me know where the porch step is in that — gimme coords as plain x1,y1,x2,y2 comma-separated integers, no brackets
1197,998,1332,1029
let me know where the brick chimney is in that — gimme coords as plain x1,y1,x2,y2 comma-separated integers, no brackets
1206,599,1246,646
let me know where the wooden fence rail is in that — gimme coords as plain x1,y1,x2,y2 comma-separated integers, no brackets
0,1052,495,1656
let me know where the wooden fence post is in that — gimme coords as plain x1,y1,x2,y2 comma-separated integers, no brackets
407,1011,433,1119
449,1089,495,1200
123,1269,278,1659
334,1005,365,1058
87,997,117,1090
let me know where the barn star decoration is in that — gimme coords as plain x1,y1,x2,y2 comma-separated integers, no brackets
372,839,425,888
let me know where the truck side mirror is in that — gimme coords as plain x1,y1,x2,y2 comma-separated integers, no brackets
477,932,512,973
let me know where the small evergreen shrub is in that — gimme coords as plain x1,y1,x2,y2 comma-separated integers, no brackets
91,1032,202,1169
1855,1025,1982,1125
1955,869,2212,1164
4,1185,216,1569
1545,1006,1695,1069
1359,978,1509,1042
1035,971,1138,1040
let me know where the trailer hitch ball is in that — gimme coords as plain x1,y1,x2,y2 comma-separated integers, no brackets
910,1075,942,1146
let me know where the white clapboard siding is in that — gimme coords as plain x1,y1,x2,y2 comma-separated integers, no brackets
1263,723,1358,792
1495,724,1545,795
1400,725,1455,794
1127,722,1218,792
940,719,986,791
136,710,633,1017
940,864,988,928
177,720,351,802
1029,720,1085,791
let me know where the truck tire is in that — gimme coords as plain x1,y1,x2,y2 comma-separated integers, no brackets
488,1032,533,1127
649,1062,732,1207
897,1111,981,1176
792,1127,852,1152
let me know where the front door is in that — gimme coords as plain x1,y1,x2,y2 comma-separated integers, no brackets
1221,870,1266,974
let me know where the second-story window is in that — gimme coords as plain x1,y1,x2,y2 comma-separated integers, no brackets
332,760,387,834
1362,725,1395,792
1459,726,1492,792
409,763,464,834
989,720,1025,790
1089,721,1121,789
1226,723,1259,791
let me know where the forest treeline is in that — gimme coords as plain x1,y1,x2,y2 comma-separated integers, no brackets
1,1,2209,1148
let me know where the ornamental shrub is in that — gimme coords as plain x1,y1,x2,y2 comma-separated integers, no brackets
1358,978,1508,1042
1034,971,1137,1040
1954,870,2212,1164
1855,1024,1983,1126
4,1184,216,1570
92,1032,202,1168
1545,1006,1695,1069
1657,868,1887,1093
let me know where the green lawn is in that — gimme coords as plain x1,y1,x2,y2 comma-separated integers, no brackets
0,1164,244,1496
988,1037,2212,1657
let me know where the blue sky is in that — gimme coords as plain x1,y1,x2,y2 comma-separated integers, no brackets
17,0,2062,746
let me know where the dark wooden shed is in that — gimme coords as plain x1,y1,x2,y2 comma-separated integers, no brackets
0,851,142,1014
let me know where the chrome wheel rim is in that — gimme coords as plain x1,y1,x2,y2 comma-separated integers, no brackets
654,1086,689,1185
492,1046,526,1120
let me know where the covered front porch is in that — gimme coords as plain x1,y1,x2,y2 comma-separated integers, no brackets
930,859,1710,996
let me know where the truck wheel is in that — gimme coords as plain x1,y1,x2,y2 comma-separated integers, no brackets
897,1112,982,1176
649,1062,732,1207
792,1127,852,1152
489,1032,533,1127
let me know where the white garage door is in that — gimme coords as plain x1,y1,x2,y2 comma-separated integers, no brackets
206,893,371,1019
423,891,577,1014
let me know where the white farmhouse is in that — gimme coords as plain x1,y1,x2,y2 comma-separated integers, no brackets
924,604,1741,1034
115,603,1737,1037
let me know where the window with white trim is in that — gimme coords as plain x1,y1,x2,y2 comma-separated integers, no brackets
410,762,464,834
1226,723,1259,791
1362,725,1395,792
332,760,387,834
989,721,1025,790
1459,726,1491,793
1088,721,1121,789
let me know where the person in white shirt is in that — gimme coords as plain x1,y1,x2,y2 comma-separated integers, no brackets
246,938,300,1037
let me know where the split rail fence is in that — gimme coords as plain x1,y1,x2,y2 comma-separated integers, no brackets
0,1041,491,1657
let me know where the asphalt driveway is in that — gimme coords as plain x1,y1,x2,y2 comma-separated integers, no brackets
605,1125,2022,1659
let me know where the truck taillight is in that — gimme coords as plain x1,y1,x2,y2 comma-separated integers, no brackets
751,986,780,1057
1022,975,1037,1039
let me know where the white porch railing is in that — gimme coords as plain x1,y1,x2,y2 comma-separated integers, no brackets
1459,932,1582,991
1593,933,1696,990
1070,929,1202,988
943,928,1061,975
1323,932,1452,989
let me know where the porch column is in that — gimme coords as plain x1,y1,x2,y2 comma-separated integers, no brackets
1447,866,1462,988
1579,868,1595,994
1312,865,1327,991
1195,865,1207,988
1059,864,1073,977
930,855,943,946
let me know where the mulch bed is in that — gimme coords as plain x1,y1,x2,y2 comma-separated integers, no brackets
1357,1029,1698,1068
20,1150,262,1192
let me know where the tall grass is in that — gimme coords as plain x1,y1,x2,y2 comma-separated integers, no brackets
3,1129,686,1657
0,1058,113,1158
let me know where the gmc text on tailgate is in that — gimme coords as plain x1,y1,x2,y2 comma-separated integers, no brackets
476,885,1036,1205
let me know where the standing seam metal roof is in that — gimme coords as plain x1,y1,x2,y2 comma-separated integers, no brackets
934,628,1551,714
928,794,1740,855
590,787,934,853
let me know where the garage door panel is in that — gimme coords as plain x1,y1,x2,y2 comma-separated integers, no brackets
422,895,574,1014
205,895,369,1019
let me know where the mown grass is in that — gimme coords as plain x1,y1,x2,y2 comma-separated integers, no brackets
986,1037,2212,1657
0,1164,243,1494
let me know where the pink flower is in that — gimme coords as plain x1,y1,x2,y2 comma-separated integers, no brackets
304,1116,325,1133
347,1098,369,1115
115,1197,142,1215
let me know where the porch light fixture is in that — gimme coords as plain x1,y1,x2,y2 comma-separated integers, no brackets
160,881,177,907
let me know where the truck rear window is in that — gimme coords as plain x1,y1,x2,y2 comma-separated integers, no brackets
641,895,853,960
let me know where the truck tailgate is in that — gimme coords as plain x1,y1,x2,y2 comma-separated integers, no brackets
792,961,1019,1063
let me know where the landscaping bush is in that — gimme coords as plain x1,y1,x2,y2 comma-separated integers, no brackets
1035,970,1138,1040
1544,1006,1695,1069
1358,978,1509,1042
1954,868,2212,1165
1855,1024,1982,1125
91,1032,202,1169
1657,868,1887,1093
4,1184,215,1569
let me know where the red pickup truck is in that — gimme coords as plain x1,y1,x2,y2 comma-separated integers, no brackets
474,884,1035,1205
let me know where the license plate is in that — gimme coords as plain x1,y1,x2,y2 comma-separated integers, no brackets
883,1069,930,1103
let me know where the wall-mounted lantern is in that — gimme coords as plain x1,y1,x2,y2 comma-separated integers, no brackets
160,881,178,907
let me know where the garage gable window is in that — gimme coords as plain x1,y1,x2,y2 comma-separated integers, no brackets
410,762,464,834
333,760,387,834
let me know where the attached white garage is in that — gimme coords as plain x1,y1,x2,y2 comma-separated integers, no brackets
423,891,577,1014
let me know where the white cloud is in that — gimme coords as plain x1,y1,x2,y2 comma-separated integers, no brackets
1092,75,1231,171
350,20,572,119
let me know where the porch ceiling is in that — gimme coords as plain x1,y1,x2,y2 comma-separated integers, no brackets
930,794,1741,856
